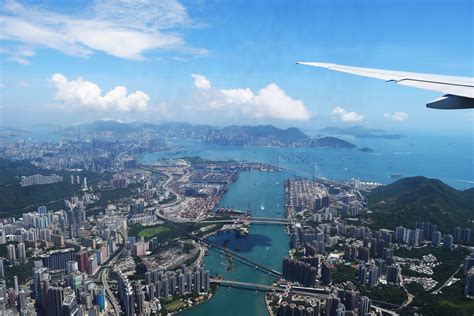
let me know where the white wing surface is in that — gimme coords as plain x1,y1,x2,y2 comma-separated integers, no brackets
297,62,474,109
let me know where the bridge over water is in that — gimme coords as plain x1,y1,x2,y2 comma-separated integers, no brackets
189,234,282,277
199,218,289,225
210,278,330,299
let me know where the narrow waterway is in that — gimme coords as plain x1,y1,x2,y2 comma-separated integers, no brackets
180,171,290,316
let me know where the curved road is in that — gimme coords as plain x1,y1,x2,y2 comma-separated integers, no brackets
96,231,125,315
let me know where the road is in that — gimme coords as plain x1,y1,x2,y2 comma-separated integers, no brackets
140,165,184,209
431,264,462,294
95,231,125,315
211,279,330,299
101,268,120,315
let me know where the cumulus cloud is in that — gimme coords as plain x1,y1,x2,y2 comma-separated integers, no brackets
191,74,312,121
49,73,149,112
331,106,364,122
384,112,408,121
191,74,211,90
0,0,206,63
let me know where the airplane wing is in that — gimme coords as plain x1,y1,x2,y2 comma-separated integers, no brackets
297,62,474,109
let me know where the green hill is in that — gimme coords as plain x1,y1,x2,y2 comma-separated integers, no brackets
367,176,474,232
0,159,45,185
0,182,81,216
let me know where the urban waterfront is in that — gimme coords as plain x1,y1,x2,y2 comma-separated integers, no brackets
138,134,474,315
141,133,474,191
180,171,290,316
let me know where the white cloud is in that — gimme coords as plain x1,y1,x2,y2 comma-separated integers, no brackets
0,0,205,63
384,112,408,121
49,73,149,112
220,88,254,104
191,74,312,121
331,106,364,122
0,46,35,65
191,74,211,89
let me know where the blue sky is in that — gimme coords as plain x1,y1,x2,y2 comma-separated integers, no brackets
0,0,473,134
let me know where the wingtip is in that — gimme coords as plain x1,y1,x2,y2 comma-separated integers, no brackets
296,62,332,68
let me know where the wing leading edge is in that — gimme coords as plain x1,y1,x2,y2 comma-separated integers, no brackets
297,62,474,109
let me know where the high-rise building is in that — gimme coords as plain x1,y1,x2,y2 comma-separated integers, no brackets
17,243,26,264
395,226,406,243
325,295,341,316
88,256,98,275
282,257,317,286
194,271,201,294
203,269,210,293
344,290,359,311
178,273,186,295
464,253,474,273
18,289,26,310
465,268,474,297
7,244,16,265
47,286,64,316
37,206,48,215
0,229,6,245
463,228,471,244
386,265,401,284
321,262,332,286
14,275,19,295
432,231,442,246
0,259,4,279
75,251,89,273
358,264,368,284
367,266,379,287
42,249,76,270
454,227,462,242
443,234,454,250
62,294,77,316
33,267,48,306
359,296,371,315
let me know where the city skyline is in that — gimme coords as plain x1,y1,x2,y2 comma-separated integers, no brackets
1,0,473,134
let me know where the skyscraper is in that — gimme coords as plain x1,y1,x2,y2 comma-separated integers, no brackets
367,266,379,287
454,227,462,242
7,244,16,265
359,296,371,315
321,262,332,286
17,243,26,264
47,286,64,316
386,265,401,284
432,231,442,246
443,234,454,250
465,268,474,297
75,251,89,273
463,228,471,244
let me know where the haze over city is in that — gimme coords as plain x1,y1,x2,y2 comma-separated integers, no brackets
1,0,473,133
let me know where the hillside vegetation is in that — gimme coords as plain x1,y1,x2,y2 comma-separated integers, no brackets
368,176,474,232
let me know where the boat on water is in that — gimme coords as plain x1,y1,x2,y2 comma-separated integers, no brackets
390,173,403,178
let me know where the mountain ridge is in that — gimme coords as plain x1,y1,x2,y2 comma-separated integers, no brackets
368,176,474,232
63,120,357,148
320,125,403,139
